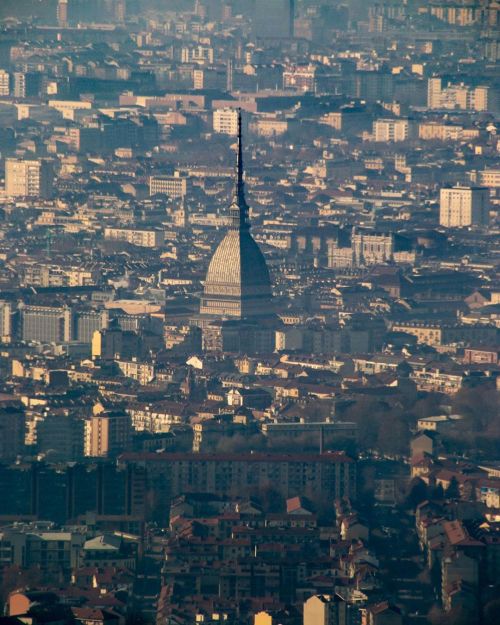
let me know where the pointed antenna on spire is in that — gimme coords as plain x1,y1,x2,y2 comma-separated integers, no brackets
230,108,249,230
236,107,244,200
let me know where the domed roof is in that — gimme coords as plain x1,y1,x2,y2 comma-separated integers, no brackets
200,227,273,319
204,228,272,297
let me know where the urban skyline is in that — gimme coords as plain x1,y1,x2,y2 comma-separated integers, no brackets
0,2,498,625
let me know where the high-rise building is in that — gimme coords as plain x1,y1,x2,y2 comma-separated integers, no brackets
0,301,13,343
36,414,85,461
213,108,239,135
121,451,356,501
373,118,412,142
0,70,10,96
0,401,25,462
350,70,394,102
0,461,145,526
91,324,140,360
5,158,54,199
427,77,442,108
428,77,491,112
85,410,132,458
57,0,68,27
192,67,226,90
13,72,43,98
19,305,72,344
115,0,126,23
254,0,294,38
439,186,490,228
470,85,489,112
74,310,109,343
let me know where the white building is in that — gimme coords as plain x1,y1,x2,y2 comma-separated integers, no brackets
427,77,443,109
0,70,9,96
373,118,411,142
477,169,500,188
48,99,92,120
104,227,165,248
439,186,490,228
149,174,189,197
213,108,239,135
427,77,490,112
5,158,54,199
0,301,12,342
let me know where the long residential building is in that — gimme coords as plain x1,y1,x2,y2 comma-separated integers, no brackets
119,451,356,502
390,321,497,347
149,174,190,198
19,305,72,344
104,227,165,248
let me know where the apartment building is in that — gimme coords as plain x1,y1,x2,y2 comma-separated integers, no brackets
0,527,85,572
19,305,72,344
418,122,479,141
116,359,155,385
373,118,412,142
0,301,13,343
0,402,25,462
477,169,500,188
120,451,356,501
149,174,190,198
149,175,190,198
428,77,490,112
213,108,239,135
0,69,10,96
260,419,358,445
104,227,165,248
85,411,132,458
5,158,54,199
390,322,496,347
439,186,490,228
283,64,316,92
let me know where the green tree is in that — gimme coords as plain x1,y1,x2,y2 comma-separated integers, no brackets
445,476,460,500
483,598,500,625
405,477,428,510
452,386,499,432
431,483,445,500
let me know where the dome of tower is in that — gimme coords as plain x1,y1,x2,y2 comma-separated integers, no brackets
204,228,272,298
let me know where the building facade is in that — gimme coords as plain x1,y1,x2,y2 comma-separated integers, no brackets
5,158,54,199
104,227,164,248
213,108,239,135
149,174,189,198
120,451,356,502
20,305,72,344
85,411,132,458
439,186,490,228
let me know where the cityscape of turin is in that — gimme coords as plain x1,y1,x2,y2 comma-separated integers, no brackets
0,1,498,624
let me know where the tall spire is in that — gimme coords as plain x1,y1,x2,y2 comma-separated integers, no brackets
230,108,249,230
